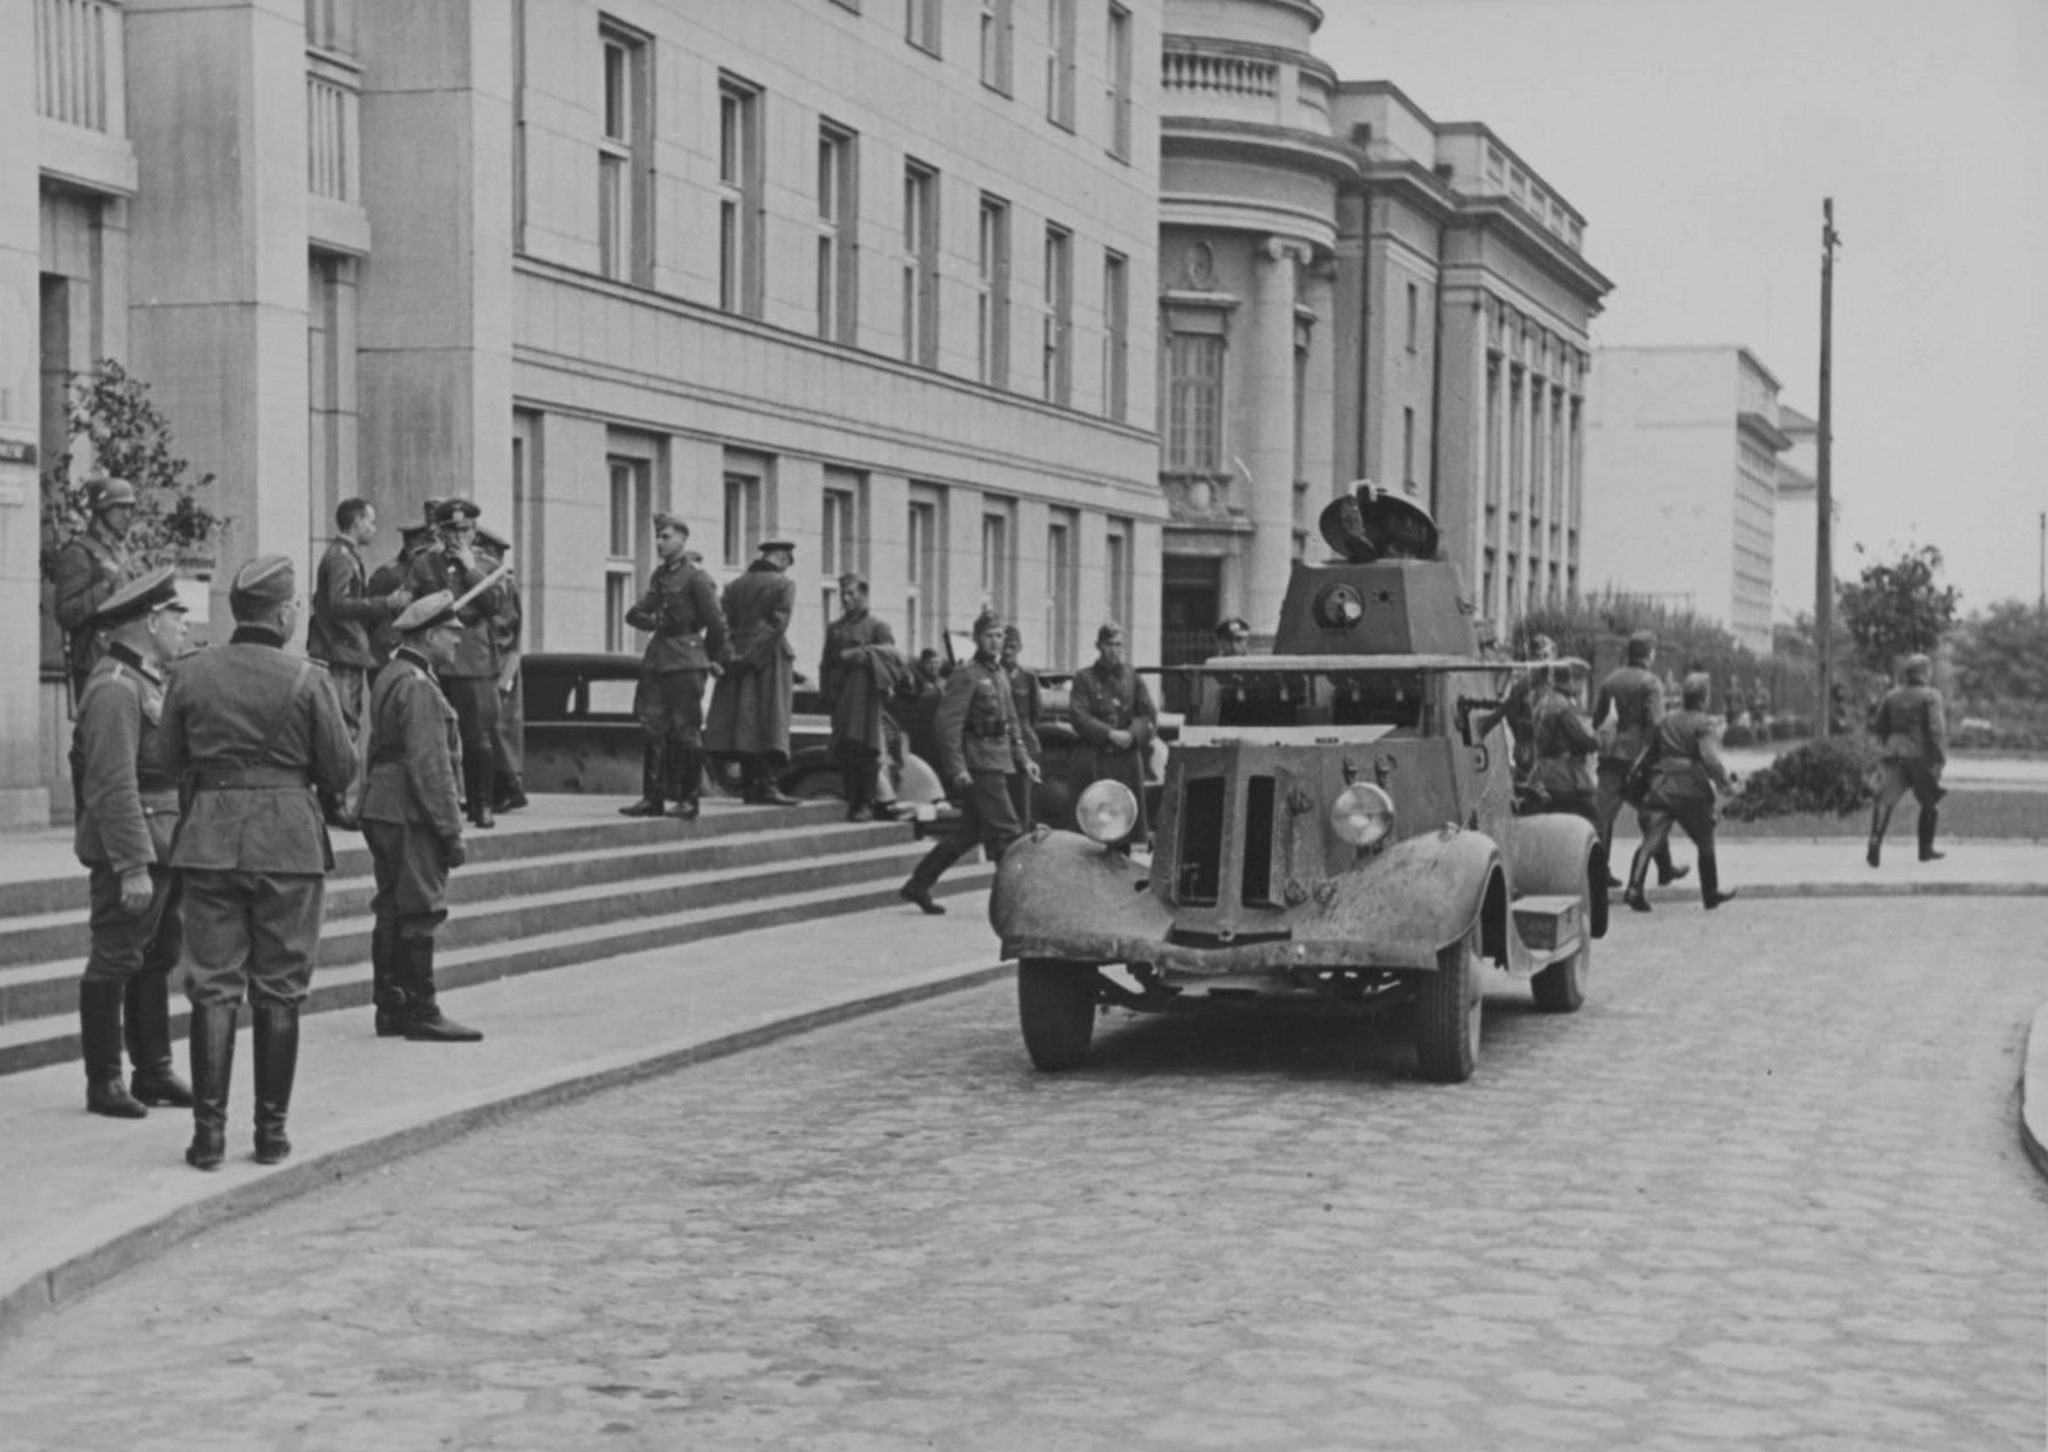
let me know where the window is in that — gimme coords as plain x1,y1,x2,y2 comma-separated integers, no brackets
816,122,859,342
1041,224,1072,405
305,0,355,53
1045,510,1077,670
822,468,866,621
513,410,544,646
718,76,764,315
513,1,528,251
723,470,763,568
1166,333,1224,472
306,253,356,540
902,161,939,367
599,23,651,284
1402,407,1416,490
1102,250,1128,421
1046,0,1076,129
906,0,940,55
981,500,1015,618
1106,517,1134,634
1106,3,1133,161
1484,358,1502,509
974,196,1011,387
606,456,651,653
980,0,1014,94
1405,282,1419,353
906,489,944,654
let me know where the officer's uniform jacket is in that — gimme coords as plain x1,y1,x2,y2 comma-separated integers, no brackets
1527,694,1601,799
627,558,728,674
53,529,139,680
361,647,465,841
821,610,898,752
934,656,1031,782
1643,708,1733,809
1870,684,1947,769
72,643,180,875
307,537,393,670
158,630,356,875
1592,664,1664,766
404,544,508,680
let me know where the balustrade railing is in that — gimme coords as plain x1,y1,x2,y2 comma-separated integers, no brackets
1162,48,1278,99
36,0,117,132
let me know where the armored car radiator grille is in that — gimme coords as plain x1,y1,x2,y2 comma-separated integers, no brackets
1175,777,1226,905
1173,773,1284,910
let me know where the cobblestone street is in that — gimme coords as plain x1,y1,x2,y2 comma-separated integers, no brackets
2,898,2044,1451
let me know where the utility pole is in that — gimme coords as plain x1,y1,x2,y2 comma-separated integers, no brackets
2038,511,2045,613
1816,199,1839,734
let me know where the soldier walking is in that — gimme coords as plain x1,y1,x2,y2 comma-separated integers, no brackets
159,556,354,1170
999,625,1044,831
1591,631,1687,890
308,498,411,825
620,515,728,820
897,610,1038,916
1068,622,1157,846
53,477,146,703
707,540,801,806
821,574,900,822
1865,653,1948,866
1622,672,1739,913
362,592,482,1042
69,566,195,1119
405,499,513,828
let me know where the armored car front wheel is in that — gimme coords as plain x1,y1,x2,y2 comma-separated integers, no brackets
1414,925,1483,1084
1017,959,1098,1071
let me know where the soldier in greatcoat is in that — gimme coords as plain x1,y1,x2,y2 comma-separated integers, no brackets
821,574,903,822
362,592,481,1042
69,566,195,1119
405,498,513,828
897,610,1039,915
999,624,1044,831
159,556,354,1170
706,539,801,806
1068,622,1158,847
308,497,412,824
1865,652,1949,867
1591,630,1686,890
53,477,146,703
620,515,729,820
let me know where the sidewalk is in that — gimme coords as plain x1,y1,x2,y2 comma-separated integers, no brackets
3,838,2044,1344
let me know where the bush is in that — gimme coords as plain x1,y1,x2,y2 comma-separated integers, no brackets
1723,735,1878,821
1767,716,1810,741
1721,722,1757,748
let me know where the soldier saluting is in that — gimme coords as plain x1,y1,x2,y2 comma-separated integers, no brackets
362,591,482,1042
69,565,195,1119
159,556,354,1171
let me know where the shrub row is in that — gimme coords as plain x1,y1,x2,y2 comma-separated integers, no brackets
1722,735,1879,821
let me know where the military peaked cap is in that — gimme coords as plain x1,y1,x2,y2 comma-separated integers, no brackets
757,539,796,554
393,590,460,634
973,608,1005,636
1214,616,1251,641
88,563,186,629
1096,621,1126,645
434,498,481,525
653,512,689,534
421,497,446,526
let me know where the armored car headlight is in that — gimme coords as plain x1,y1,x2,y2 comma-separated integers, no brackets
1076,779,1140,845
1330,783,1395,847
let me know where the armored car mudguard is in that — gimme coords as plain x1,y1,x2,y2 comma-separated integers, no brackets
991,484,1608,1083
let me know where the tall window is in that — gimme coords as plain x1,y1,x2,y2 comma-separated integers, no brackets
305,0,356,52
906,489,944,653
1402,406,1416,490
1166,333,1224,472
513,410,544,647
975,196,1010,387
1484,358,1502,509
723,470,763,568
981,500,1016,618
599,22,650,284
816,122,858,342
1041,224,1072,405
719,76,764,315
1106,3,1133,161
1045,510,1077,670
902,161,939,367
1106,517,1134,634
1045,0,1076,129
980,0,1014,94
1508,365,1525,519
822,468,866,621
906,0,940,55
606,456,651,652
1102,250,1128,421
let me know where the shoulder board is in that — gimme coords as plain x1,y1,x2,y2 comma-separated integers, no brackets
305,656,331,672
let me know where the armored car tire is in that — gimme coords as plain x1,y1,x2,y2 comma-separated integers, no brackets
1414,925,1483,1083
1017,959,1098,1071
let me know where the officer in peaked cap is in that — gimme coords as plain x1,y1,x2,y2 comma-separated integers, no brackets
405,498,513,828
159,553,355,1171
359,590,481,1042
53,477,149,702
706,538,800,805
70,565,195,1120
1212,616,1253,658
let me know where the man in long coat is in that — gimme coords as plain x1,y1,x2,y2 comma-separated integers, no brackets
405,498,513,828
1068,621,1158,846
822,574,903,821
706,539,800,806
159,556,354,1170
53,477,146,703
621,515,729,819
1866,652,1949,866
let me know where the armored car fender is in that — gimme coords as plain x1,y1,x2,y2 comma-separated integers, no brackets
992,829,1171,964
1505,810,1609,946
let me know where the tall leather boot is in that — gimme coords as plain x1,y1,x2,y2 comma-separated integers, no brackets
1654,845,1690,887
125,973,193,1106
619,739,667,817
252,1000,300,1165
371,916,407,1037
81,979,146,1119
1918,806,1944,862
466,746,496,829
1700,849,1737,909
1866,801,1892,868
185,1003,239,1170
666,743,702,821
752,756,801,808
399,939,483,1043
1622,843,1653,913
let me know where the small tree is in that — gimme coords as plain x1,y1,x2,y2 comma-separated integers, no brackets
1950,599,2048,707
1837,543,1958,677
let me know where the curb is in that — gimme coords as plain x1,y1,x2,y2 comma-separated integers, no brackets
2023,1002,2048,1184
0,960,1016,1347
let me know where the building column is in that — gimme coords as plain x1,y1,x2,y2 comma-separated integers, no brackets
126,0,310,628
1299,257,1338,504
1244,237,1306,630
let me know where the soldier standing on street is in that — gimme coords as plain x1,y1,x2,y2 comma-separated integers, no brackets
706,540,801,807
821,574,900,822
69,566,195,1119
897,610,1039,916
999,625,1043,831
159,556,354,1170
308,498,411,825
620,516,728,820
1622,672,1739,914
362,592,482,1042
53,477,147,703
1865,652,1949,867
1592,630,1687,890
405,498,512,829
1068,622,1158,847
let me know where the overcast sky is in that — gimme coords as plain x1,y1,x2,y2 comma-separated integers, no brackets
1314,0,2048,613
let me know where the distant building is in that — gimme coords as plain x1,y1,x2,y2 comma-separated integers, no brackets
1770,404,1836,626
1580,345,1795,655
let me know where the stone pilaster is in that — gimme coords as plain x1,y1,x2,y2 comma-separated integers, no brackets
1243,237,1307,629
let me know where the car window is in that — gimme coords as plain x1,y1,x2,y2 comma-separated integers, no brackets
523,670,577,722
1200,670,1426,732
586,677,639,719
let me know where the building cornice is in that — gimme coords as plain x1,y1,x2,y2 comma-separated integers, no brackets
1161,117,1360,185
1437,121,1588,229
1738,410,1794,453
1351,157,1459,224
1161,33,1339,90
1452,197,1614,303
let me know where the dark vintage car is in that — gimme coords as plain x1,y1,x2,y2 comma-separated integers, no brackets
989,489,1608,1083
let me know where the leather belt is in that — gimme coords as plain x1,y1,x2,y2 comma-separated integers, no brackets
189,764,309,791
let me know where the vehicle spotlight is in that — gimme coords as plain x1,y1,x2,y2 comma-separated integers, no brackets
1075,779,1140,845
1330,782,1395,847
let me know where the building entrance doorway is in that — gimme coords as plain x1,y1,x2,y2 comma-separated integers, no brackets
1160,554,1222,711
